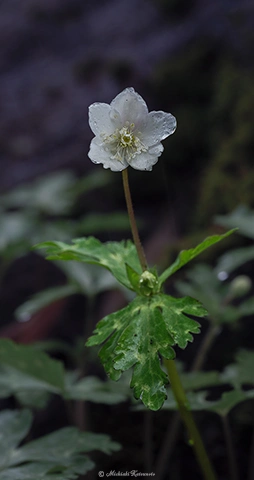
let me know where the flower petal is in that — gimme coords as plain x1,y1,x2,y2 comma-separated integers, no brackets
128,151,160,171
89,103,115,136
148,143,164,156
88,137,128,172
141,111,177,147
110,87,148,127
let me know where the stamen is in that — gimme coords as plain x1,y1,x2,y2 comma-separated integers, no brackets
101,123,147,163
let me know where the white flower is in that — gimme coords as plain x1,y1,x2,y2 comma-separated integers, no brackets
88,87,177,172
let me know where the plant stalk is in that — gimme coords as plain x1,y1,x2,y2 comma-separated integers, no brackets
155,322,220,478
122,169,147,271
221,416,239,480
164,359,217,480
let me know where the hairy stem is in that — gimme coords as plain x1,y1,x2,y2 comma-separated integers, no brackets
155,323,220,478
164,359,217,480
122,169,147,271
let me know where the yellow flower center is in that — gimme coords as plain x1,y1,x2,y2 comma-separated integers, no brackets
102,122,147,164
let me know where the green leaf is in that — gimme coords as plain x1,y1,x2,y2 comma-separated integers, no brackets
222,349,254,387
86,294,205,410
15,390,50,410
0,462,77,480
65,375,128,404
125,264,141,292
17,428,120,465
179,370,221,391
238,297,254,316
215,205,254,240
159,229,237,285
215,245,254,275
35,237,142,290
0,339,65,394
207,390,249,416
76,212,132,235
0,409,120,479
0,211,34,252
0,409,32,469
0,365,51,409
175,264,241,324
0,171,77,215
59,262,118,297
162,388,251,416
15,284,79,322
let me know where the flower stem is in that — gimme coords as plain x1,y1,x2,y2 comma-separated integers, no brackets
122,169,147,271
155,323,220,479
221,416,239,480
164,359,217,480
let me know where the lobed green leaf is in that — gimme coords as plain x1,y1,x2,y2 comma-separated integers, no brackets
65,375,128,404
35,237,142,290
0,409,120,479
86,294,205,410
0,339,65,394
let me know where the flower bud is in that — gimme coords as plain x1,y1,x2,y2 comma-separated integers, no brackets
228,275,252,298
139,271,159,296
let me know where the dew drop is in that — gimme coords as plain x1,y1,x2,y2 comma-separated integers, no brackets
217,271,228,281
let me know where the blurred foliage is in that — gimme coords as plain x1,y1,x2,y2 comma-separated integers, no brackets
0,409,120,480
216,205,254,240
0,338,129,409
0,169,130,259
151,42,254,232
198,62,254,224
161,349,254,417
215,206,254,275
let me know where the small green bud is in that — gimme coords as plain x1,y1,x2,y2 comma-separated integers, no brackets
139,270,159,296
229,275,252,298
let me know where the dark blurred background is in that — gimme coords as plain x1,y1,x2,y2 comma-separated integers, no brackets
1,0,254,228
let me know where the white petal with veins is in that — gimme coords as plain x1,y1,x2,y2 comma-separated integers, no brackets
88,88,176,172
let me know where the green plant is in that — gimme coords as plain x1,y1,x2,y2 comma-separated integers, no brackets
0,88,246,480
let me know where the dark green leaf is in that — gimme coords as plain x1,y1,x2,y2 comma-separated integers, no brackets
162,388,250,416
0,339,65,393
159,229,237,285
0,410,32,469
35,237,142,290
65,375,128,404
0,365,51,409
86,294,205,410
238,297,254,316
76,212,131,235
17,428,120,465
15,284,79,322
180,371,221,391
59,262,118,296
207,390,249,416
0,462,77,480
175,264,241,324
215,246,254,275
125,264,141,292
0,409,120,479
215,205,254,239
